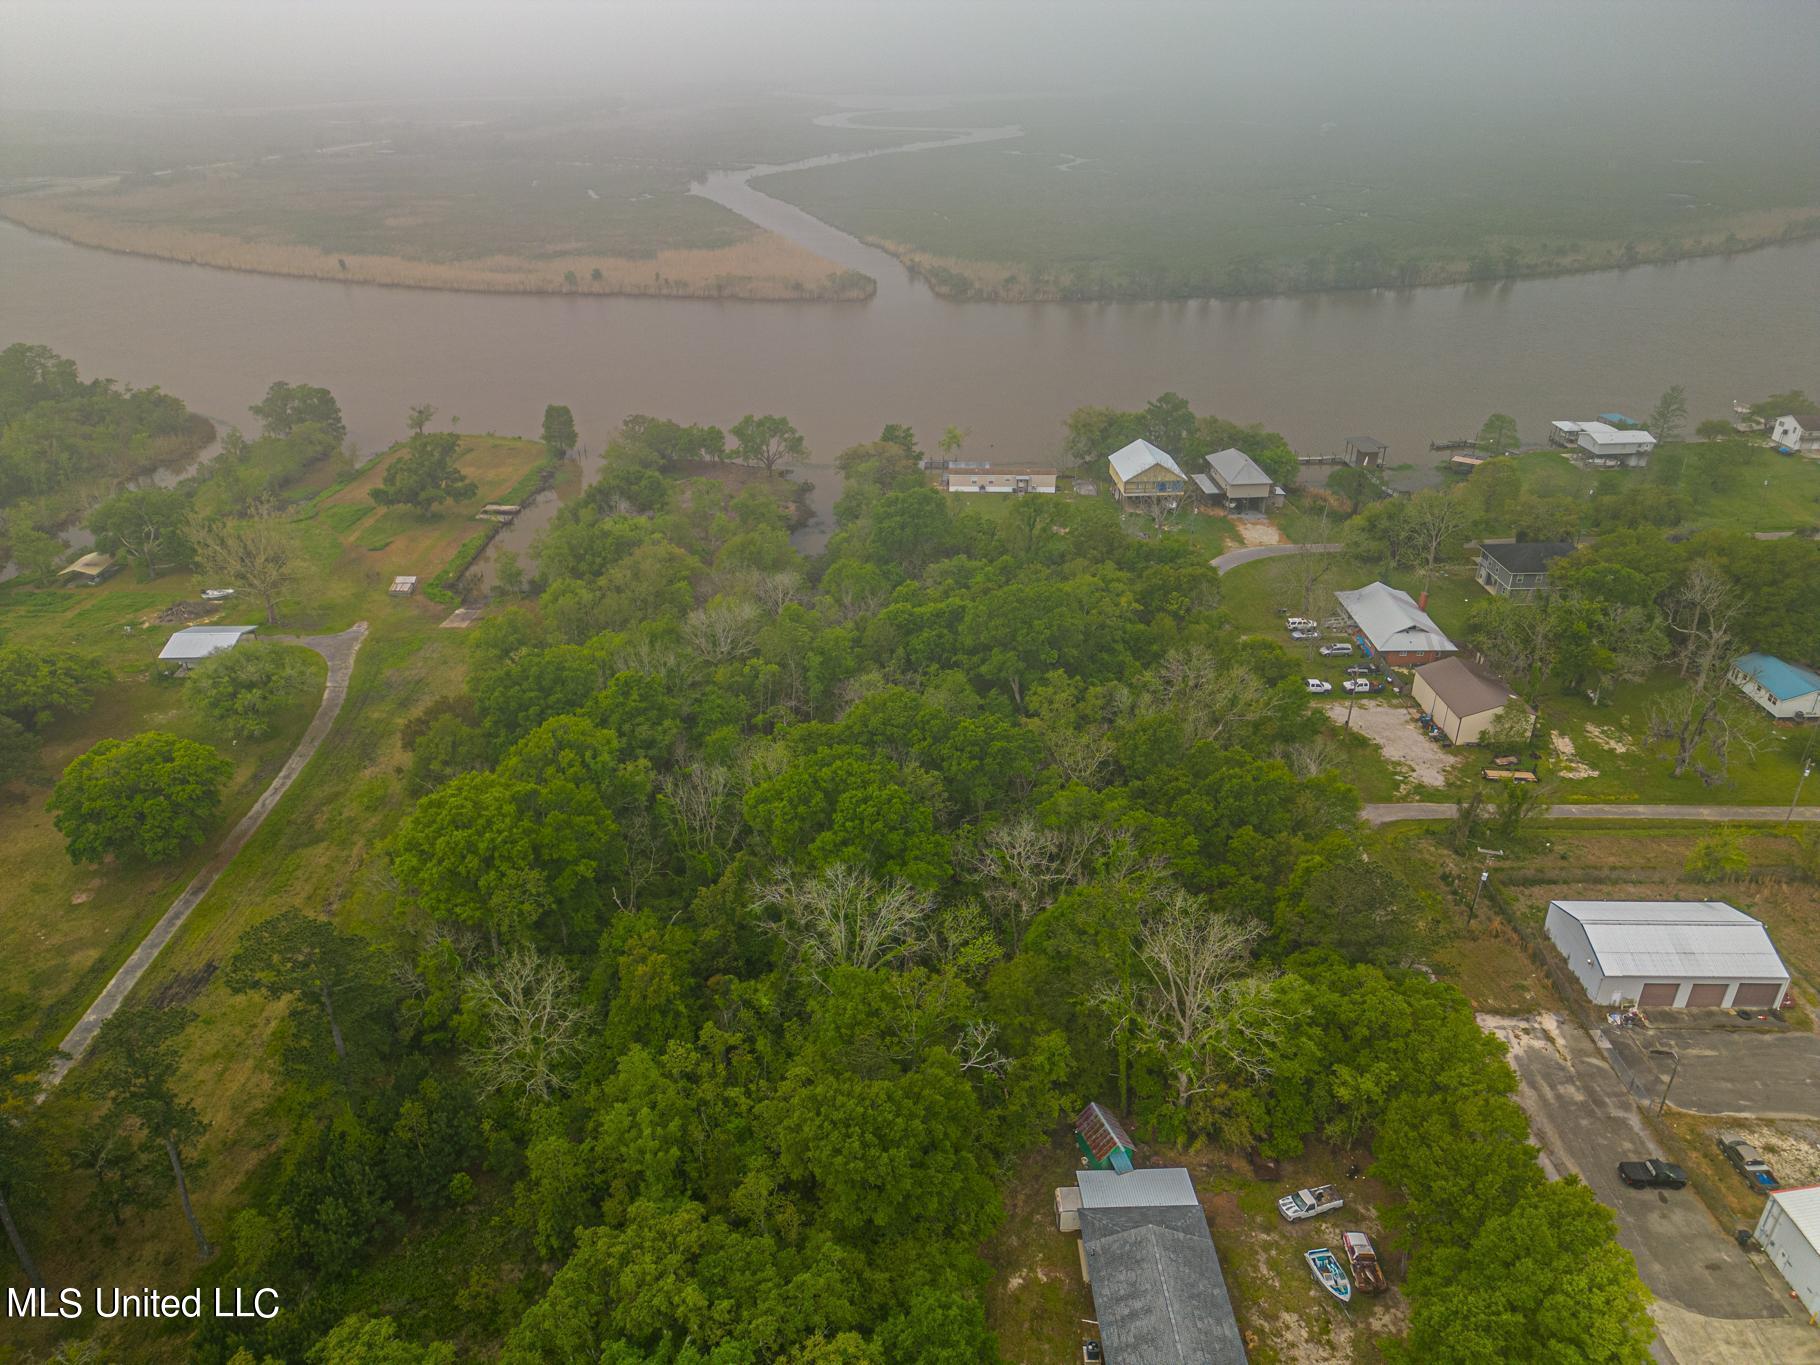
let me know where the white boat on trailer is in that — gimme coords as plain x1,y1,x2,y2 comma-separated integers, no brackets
1305,1247,1353,1303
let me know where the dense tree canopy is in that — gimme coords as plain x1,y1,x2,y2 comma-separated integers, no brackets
49,730,234,863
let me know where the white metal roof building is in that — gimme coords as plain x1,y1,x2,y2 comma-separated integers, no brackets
1334,581,1457,664
1107,438,1186,484
1544,900,1790,1010
1755,1186,1820,1318
1574,422,1658,463
158,623,258,664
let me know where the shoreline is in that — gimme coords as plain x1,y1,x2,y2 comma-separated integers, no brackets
0,205,876,304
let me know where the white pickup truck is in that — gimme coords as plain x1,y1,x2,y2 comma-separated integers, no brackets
1277,1184,1344,1221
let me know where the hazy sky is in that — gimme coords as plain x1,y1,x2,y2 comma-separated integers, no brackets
5,1,1819,112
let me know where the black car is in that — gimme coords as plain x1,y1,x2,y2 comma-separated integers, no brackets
1618,1159,1688,1190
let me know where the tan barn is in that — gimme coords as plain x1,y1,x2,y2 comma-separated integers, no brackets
1411,655,1516,745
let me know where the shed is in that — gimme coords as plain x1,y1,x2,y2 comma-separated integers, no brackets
1107,439,1187,503
1335,581,1457,666
56,551,120,586
1075,1101,1136,1173
1344,436,1386,469
1074,1167,1248,1364
1730,653,1820,720
159,623,257,669
1477,540,1574,601
390,575,420,596
1411,656,1516,744
1754,1186,1820,1317
1544,900,1790,1010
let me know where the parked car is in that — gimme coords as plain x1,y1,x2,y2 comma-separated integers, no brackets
1618,1159,1688,1190
1285,617,1317,631
1277,1184,1344,1221
1717,1136,1778,1191
1290,628,1320,641
1342,679,1382,695
1345,665,1376,677
1306,679,1333,695
1318,643,1354,657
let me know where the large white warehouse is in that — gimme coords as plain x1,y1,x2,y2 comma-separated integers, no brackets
1544,900,1790,1010
1755,1186,1820,1318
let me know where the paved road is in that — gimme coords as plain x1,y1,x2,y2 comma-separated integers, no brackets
42,623,367,1090
1210,542,1343,573
1364,801,1820,825
1612,1027,1820,1121
1483,1014,1818,1363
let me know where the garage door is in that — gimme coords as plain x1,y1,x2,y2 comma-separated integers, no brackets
1734,983,1782,1008
1686,983,1728,1008
1638,983,1680,1006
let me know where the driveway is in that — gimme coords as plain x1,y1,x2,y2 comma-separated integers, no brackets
1210,541,1342,573
1364,802,1820,825
1482,1014,1819,1363
1327,699,1456,787
1612,1027,1820,1121
42,622,369,1089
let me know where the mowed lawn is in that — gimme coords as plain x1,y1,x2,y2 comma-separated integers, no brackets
321,434,546,579
0,571,323,1043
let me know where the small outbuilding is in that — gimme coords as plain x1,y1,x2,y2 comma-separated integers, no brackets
1344,436,1386,470
1730,653,1820,720
1073,1167,1248,1364
1754,1186,1820,1318
1477,540,1574,601
1335,581,1457,666
1203,447,1277,510
1548,420,1584,447
1544,899,1791,1010
1411,656,1517,745
159,623,258,669
1075,1101,1137,1173
390,575,420,596
56,551,120,586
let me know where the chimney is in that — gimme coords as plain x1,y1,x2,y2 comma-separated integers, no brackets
1418,590,1429,611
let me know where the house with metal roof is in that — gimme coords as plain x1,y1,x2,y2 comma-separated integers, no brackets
1755,1186,1820,1317
1574,422,1657,466
1335,581,1457,666
1476,540,1574,601
1411,656,1516,745
1072,1167,1248,1364
1202,447,1276,510
158,624,258,669
1731,653,1820,720
1107,439,1187,504
1544,900,1790,1010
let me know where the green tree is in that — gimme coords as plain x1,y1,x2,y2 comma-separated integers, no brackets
731,413,806,475
371,431,478,516
10,525,62,585
50,731,233,863
224,909,388,1063
406,403,436,437
308,1313,456,1364
1476,413,1519,452
937,424,966,456
1648,384,1688,443
541,404,579,457
87,1007,213,1258
88,487,193,579
184,639,308,741
251,380,345,441
0,643,109,731
0,1040,52,1290
1695,418,1734,442
1142,391,1197,454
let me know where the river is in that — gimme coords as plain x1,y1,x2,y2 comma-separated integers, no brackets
4,138,1819,565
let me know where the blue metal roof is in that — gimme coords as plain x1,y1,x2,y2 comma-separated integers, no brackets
1598,412,1632,425
1734,653,1820,702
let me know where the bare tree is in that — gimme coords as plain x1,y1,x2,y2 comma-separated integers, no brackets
464,949,592,1103
659,760,739,857
1664,561,1738,678
1648,617,1765,783
1094,889,1284,1108
952,1020,1010,1077
754,863,933,988
1468,596,1557,693
1403,490,1472,593
188,496,295,624
967,818,1078,951
752,570,803,616
1285,512,1339,615
682,598,762,663
1145,648,1288,747
1273,734,1342,779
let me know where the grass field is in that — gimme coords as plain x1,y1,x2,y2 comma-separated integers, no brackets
757,89,1820,301
1504,443,1820,534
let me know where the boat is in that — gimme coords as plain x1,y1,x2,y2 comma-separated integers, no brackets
1341,1231,1388,1294
1305,1247,1353,1303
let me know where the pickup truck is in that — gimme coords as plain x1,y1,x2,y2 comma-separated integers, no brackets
1618,1159,1688,1190
1277,1184,1345,1221
1717,1136,1779,1192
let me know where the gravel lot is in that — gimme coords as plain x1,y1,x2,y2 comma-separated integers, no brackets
1324,699,1456,787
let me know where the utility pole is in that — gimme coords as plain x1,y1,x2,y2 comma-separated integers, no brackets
1789,761,1813,825
1467,868,1490,925
1650,1046,1681,1116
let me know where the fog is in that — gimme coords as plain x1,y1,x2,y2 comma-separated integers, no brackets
5,0,1819,116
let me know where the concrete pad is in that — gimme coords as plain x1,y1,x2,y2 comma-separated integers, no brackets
1618,1028,1820,1120
440,606,484,628
1481,1014,1795,1336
